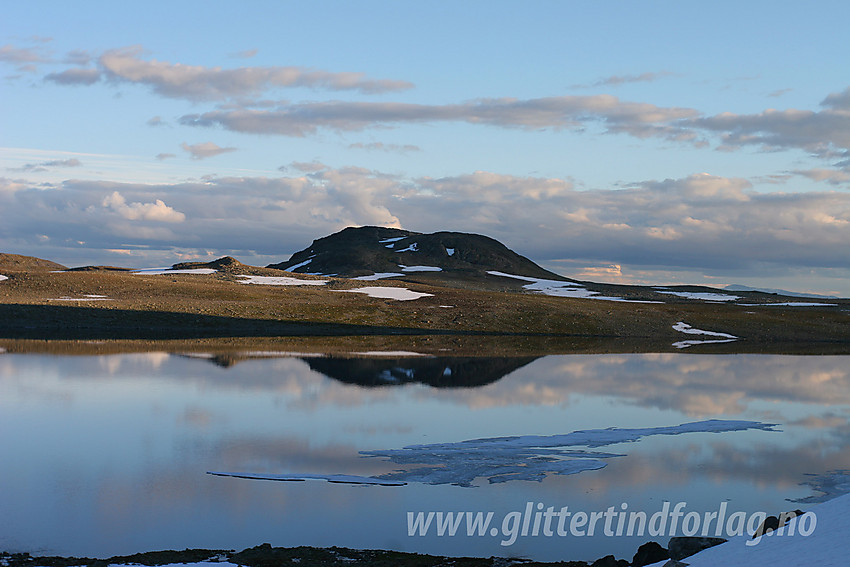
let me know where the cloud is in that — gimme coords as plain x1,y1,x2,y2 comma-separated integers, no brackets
792,168,850,185
102,191,185,222
180,141,237,160
97,46,413,101
575,71,677,88
688,88,850,159
10,158,83,172
155,153,176,160
147,116,166,127
230,48,258,59
0,44,47,65
180,95,701,140
348,142,421,153
44,67,100,85
3,169,850,278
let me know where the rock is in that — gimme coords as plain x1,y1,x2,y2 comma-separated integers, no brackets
590,554,628,567
752,509,804,538
631,541,669,566
667,536,727,560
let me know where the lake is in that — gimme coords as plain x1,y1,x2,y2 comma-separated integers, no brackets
2,347,849,562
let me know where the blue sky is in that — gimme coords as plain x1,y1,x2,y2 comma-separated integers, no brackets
2,1,850,295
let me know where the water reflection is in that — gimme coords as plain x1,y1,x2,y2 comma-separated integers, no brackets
1,349,849,561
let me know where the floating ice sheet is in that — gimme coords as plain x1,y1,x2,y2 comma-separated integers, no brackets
213,419,776,488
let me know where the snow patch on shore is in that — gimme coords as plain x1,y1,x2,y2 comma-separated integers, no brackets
657,290,741,302
487,271,662,303
0,275,7,281
672,321,738,349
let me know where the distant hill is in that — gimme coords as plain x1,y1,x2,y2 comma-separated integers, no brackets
268,226,565,280
725,284,837,299
172,256,246,273
0,253,67,272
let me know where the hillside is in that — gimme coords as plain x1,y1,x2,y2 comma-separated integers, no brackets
0,253,67,272
267,226,568,281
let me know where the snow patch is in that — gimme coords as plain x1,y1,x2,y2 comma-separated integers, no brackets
446,248,455,256
670,491,850,567
236,275,328,286
285,258,313,271
340,286,433,301
48,295,112,301
395,242,419,253
738,302,836,307
352,272,403,281
488,271,662,303
379,236,406,244
400,265,442,272
0,275,7,281
132,267,217,275
658,290,741,302
352,351,430,357
672,321,738,349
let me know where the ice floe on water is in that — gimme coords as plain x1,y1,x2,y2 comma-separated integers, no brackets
132,267,218,275
789,470,850,503
487,271,662,303
236,275,328,286
656,290,741,302
672,321,738,349
211,419,776,488
207,471,406,486
340,286,433,301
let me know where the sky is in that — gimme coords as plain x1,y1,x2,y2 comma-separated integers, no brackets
2,1,850,296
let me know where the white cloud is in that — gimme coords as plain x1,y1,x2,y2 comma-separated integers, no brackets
180,141,237,160
2,170,850,283
102,191,185,222
97,46,413,101
44,67,100,85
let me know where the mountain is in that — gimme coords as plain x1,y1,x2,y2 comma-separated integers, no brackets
725,284,837,299
267,226,565,280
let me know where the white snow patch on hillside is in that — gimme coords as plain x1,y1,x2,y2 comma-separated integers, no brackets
340,286,433,301
132,267,217,275
446,248,455,256
396,242,419,252
285,258,313,271
352,272,403,281
658,290,741,302
379,236,406,244
0,275,7,281
401,265,442,272
236,275,328,286
487,271,662,303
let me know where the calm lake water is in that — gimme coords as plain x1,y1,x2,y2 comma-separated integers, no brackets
2,349,849,562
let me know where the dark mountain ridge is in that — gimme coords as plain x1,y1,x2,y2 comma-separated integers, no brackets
267,226,566,280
